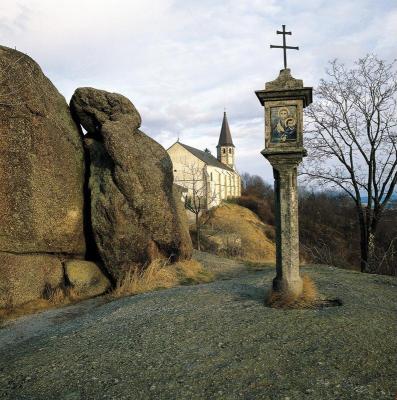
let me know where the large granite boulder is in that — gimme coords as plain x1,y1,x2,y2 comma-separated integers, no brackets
0,45,85,255
0,253,63,308
70,88,192,280
0,46,86,309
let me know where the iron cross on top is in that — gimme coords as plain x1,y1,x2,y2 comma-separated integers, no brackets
270,25,299,69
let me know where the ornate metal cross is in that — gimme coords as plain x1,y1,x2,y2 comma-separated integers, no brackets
270,25,299,69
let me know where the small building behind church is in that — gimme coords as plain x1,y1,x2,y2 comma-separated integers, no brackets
167,112,241,209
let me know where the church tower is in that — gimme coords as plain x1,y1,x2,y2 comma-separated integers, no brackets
216,112,235,169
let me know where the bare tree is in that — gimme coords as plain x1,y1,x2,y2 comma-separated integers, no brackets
241,172,273,199
177,162,217,251
303,55,397,272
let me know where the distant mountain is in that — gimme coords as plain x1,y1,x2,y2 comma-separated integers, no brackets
361,193,397,201
361,193,397,209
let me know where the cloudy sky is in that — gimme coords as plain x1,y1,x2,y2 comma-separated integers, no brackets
1,0,396,182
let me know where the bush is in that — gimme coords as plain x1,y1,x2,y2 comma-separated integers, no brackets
298,191,361,269
229,195,274,225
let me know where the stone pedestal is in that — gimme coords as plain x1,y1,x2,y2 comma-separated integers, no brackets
266,152,304,296
256,69,312,299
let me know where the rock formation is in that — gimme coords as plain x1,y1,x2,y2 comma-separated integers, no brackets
0,46,86,307
0,254,64,308
64,260,111,298
0,46,193,308
0,45,86,254
70,88,192,281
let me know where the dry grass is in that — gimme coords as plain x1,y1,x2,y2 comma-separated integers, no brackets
111,259,214,298
0,299,53,324
0,286,83,325
0,259,213,324
199,203,276,264
265,275,320,309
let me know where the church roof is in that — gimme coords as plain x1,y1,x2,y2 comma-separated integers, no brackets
177,142,234,172
217,112,235,147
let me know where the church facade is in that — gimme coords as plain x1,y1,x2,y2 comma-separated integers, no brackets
167,112,241,209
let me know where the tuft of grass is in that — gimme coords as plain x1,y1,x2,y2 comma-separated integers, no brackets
265,275,320,309
110,259,214,298
47,287,67,304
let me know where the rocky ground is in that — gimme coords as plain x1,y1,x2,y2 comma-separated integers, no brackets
0,253,396,400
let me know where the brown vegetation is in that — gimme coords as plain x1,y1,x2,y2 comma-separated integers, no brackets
239,172,397,276
111,259,214,298
299,190,397,276
265,275,319,309
231,195,275,226
299,191,361,269
0,286,82,324
194,203,276,263
239,172,275,225
0,259,213,324
303,55,397,273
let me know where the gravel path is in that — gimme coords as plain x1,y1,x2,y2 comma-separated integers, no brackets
0,259,396,400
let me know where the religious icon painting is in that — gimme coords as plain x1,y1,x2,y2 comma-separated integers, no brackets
270,105,298,143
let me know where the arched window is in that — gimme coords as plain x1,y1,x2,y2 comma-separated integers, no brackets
229,148,231,154
222,148,225,154
210,172,213,181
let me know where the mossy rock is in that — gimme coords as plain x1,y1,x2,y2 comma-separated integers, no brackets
64,260,110,298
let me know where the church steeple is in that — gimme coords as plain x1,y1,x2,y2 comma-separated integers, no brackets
217,112,234,147
217,111,235,169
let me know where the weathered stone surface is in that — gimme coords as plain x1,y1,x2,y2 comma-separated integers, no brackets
0,253,63,308
265,68,303,90
256,69,312,108
0,46,85,255
270,156,303,297
64,260,110,298
70,88,192,281
257,69,313,300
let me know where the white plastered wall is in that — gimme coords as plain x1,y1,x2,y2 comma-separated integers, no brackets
168,142,242,209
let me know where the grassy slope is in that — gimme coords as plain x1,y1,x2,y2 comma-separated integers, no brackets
199,203,276,263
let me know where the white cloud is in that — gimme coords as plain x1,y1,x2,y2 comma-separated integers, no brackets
0,0,395,183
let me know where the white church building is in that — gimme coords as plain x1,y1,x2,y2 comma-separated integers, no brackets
167,112,241,209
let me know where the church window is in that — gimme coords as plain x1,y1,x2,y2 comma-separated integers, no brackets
210,172,213,181
229,148,231,154
222,148,225,154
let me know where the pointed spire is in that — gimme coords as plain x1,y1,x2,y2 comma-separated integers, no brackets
217,111,234,147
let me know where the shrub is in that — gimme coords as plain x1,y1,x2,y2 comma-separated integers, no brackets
229,195,274,225
111,259,214,298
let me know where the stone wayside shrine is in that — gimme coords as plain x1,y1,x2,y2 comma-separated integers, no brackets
256,25,313,300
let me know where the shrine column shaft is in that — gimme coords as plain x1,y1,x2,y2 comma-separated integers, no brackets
271,157,302,295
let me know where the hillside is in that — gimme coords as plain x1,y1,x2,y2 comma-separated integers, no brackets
196,203,276,263
1,252,396,400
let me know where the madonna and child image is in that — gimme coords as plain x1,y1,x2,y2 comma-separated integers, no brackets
270,105,298,143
